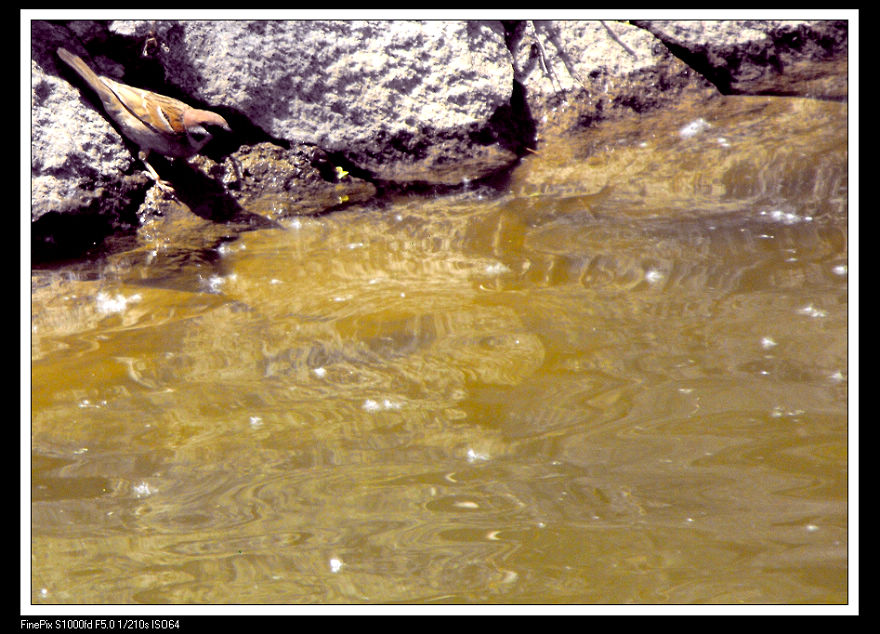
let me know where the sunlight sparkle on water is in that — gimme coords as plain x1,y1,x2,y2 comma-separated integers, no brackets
797,304,828,318
679,117,711,138
466,448,490,462
203,274,235,293
95,292,141,314
132,482,156,498
645,269,664,284
484,262,511,275
362,398,402,412
759,209,812,225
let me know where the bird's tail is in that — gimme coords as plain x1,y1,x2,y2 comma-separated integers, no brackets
57,47,103,89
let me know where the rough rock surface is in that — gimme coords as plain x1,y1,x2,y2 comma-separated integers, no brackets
508,20,718,136
210,142,378,218
117,19,520,185
30,18,849,262
631,20,848,99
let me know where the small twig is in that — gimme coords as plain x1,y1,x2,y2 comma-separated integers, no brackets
600,20,638,59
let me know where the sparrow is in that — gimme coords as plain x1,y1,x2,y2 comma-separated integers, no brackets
56,47,231,190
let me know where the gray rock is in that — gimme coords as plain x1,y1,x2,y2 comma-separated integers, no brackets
31,22,141,223
508,20,719,138
30,18,849,260
631,20,848,99
31,21,150,260
138,19,519,184
208,142,378,218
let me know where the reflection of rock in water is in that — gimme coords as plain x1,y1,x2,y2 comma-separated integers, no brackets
190,300,546,394
510,95,847,223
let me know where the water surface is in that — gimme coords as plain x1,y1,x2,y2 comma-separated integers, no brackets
30,95,849,606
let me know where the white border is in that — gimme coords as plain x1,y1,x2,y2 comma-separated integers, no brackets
21,9,858,617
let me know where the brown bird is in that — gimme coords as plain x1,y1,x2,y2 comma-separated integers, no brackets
57,47,231,189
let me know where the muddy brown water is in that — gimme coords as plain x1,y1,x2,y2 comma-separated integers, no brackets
30,95,849,606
